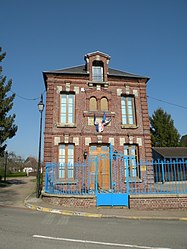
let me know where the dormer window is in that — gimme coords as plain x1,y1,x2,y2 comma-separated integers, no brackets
92,61,103,82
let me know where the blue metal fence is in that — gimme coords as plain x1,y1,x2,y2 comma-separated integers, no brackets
128,159,187,194
44,157,187,195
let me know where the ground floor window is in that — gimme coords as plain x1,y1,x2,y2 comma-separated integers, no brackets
59,144,74,179
124,144,139,178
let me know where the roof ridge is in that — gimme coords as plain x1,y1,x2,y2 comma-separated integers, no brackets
85,51,110,59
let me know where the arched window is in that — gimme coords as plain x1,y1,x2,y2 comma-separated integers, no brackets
89,97,97,111
92,61,104,82
101,97,108,111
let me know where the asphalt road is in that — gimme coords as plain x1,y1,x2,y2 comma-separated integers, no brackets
0,206,187,249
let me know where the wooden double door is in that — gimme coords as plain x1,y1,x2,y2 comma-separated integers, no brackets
89,144,110,191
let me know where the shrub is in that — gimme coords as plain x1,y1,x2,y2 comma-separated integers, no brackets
7,172,27,177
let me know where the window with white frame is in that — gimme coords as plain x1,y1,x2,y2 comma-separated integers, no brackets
124,144,139,178
60,94,75,124
121,96,136,126
59,144,74,179
92,61,104,82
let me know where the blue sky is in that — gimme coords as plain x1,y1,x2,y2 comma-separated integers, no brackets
1,0,187,159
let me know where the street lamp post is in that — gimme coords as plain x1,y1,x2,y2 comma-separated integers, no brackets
4,151,8,182
36,94,44,198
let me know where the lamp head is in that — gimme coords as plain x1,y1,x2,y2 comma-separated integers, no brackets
83,151,88,160
38,94,44,112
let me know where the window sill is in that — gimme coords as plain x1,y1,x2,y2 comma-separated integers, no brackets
56,179,77,185
88,81,109,87
56,123,77,128
124,178,142,183
83,111,115,117
121,124,138,129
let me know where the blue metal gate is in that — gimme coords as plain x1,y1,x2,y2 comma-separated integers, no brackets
96,193,129,207
95,144,129,207
44,144,130,207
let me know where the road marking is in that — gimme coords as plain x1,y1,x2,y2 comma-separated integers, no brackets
41,214,69,225
41,214,56,225
33,234,171,249
57,216,69,225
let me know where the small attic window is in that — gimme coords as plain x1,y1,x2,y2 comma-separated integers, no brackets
92,61,103,82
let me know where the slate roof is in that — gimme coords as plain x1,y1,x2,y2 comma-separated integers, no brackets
43,64,149,80
108,68,148,79
44,65,87,75
153,147,187,158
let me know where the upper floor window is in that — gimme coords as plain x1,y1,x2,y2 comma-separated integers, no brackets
59,144,74,179
60,93,75,124
89,97,97,111
92,61,104,82
121,96,136,126
101,97,108,111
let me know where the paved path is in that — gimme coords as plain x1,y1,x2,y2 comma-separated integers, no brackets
0,176,35,208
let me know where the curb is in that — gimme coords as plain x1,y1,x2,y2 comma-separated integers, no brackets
24,201,103,218
24,198,187,221
24,193,102,218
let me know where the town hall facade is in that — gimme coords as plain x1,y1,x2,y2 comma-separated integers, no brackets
43,51,152,193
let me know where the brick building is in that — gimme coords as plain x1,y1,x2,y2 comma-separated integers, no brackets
43,51,152,190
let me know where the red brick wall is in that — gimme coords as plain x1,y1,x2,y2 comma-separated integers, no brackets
43,195,96,208
44,76,151,162
130,194,187,210
42,194,187,210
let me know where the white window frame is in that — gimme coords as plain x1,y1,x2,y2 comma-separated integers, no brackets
59,144,74,179
121,96,136,126
124,144,139,178
60,94,75,124
92,65,103,82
